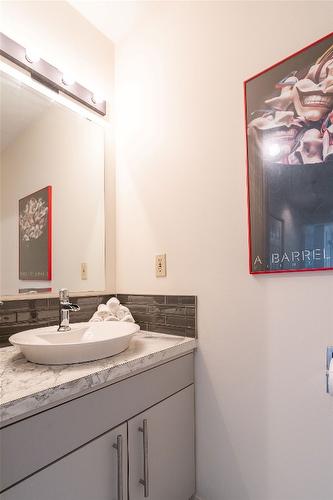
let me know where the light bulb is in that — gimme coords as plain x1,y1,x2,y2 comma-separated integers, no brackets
91,92,105,105
25,48,40,64
62,73,75,86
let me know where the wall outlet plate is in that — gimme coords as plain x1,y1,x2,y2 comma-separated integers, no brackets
155,254,167,277
81,262,88,280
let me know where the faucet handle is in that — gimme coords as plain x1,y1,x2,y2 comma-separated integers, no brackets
59,288,69,302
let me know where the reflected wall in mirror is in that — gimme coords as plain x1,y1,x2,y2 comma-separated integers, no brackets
0,70,106,296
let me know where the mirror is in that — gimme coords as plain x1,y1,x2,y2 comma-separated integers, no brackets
0,70,106,296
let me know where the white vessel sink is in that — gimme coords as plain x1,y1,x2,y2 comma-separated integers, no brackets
9,322,140,365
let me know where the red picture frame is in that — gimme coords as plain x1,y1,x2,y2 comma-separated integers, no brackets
19,185,52,281
245,33,333,274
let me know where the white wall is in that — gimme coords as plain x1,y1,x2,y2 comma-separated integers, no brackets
115,2,333,499
0,0,116,292
1,104,105,295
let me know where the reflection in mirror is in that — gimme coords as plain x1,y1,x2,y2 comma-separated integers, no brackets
0,70,105,296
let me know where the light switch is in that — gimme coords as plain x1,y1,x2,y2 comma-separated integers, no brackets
155,254,167,277
81,262,88,280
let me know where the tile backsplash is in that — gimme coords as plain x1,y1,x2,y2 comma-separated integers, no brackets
0,294,197,347
117,294,196,338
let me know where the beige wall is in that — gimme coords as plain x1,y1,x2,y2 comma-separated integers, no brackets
1,104,105,295
115,2,333,499
0,0,116,292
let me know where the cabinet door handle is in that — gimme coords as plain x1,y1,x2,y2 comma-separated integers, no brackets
139,419,149,497
113,435,124,500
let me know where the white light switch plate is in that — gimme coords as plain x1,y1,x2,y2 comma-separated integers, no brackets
155,254,167,277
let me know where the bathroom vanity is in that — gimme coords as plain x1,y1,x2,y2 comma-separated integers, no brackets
0,332,196,500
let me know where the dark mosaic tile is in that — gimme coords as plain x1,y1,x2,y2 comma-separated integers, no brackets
16,311,39,323
184,328,196,338
166,295,196,305
0,312,17,324
137,321,148,331
38,309,59,321
118,294,166,305
112,294,129,303
186,317,196,329
1,299,49,313
163,315,195,329
123,304,149,314
165,315,187,327
98,294,115,305
185,307,195,316
48,319,59,328
148,305,186,316
73,296,101,308
17,309,59,323
133,313,166,324
47,298,60,309
70,309,95,323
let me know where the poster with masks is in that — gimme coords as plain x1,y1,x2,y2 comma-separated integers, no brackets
19,186,52,281
245,33,333,273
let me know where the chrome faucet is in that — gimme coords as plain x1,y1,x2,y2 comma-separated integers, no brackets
58,288,80,332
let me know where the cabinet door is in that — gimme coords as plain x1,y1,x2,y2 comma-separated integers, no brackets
128,385,195,500
1,423,127,500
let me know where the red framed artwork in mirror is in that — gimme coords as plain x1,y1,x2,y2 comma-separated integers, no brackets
19,186,52,281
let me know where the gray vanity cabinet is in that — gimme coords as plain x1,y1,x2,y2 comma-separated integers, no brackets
128,385,195,500
0,354,195,500
1,423,128,500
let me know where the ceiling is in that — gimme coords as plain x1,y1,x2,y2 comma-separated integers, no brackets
69,0,148,42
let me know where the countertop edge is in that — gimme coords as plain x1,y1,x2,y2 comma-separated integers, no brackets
0,335,197,426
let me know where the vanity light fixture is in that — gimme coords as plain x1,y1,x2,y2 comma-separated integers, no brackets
0,33,106,116
92,92,105,105
0,61,107,127
62,72,75,86
25,47,40,64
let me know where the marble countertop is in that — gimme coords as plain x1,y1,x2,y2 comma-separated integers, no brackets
0,332,196,426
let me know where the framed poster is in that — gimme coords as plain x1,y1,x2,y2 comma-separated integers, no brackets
245,33,333,274
19,186,52,281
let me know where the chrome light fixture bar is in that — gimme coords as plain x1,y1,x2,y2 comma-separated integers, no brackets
0,33,106,116
0,61,107,127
